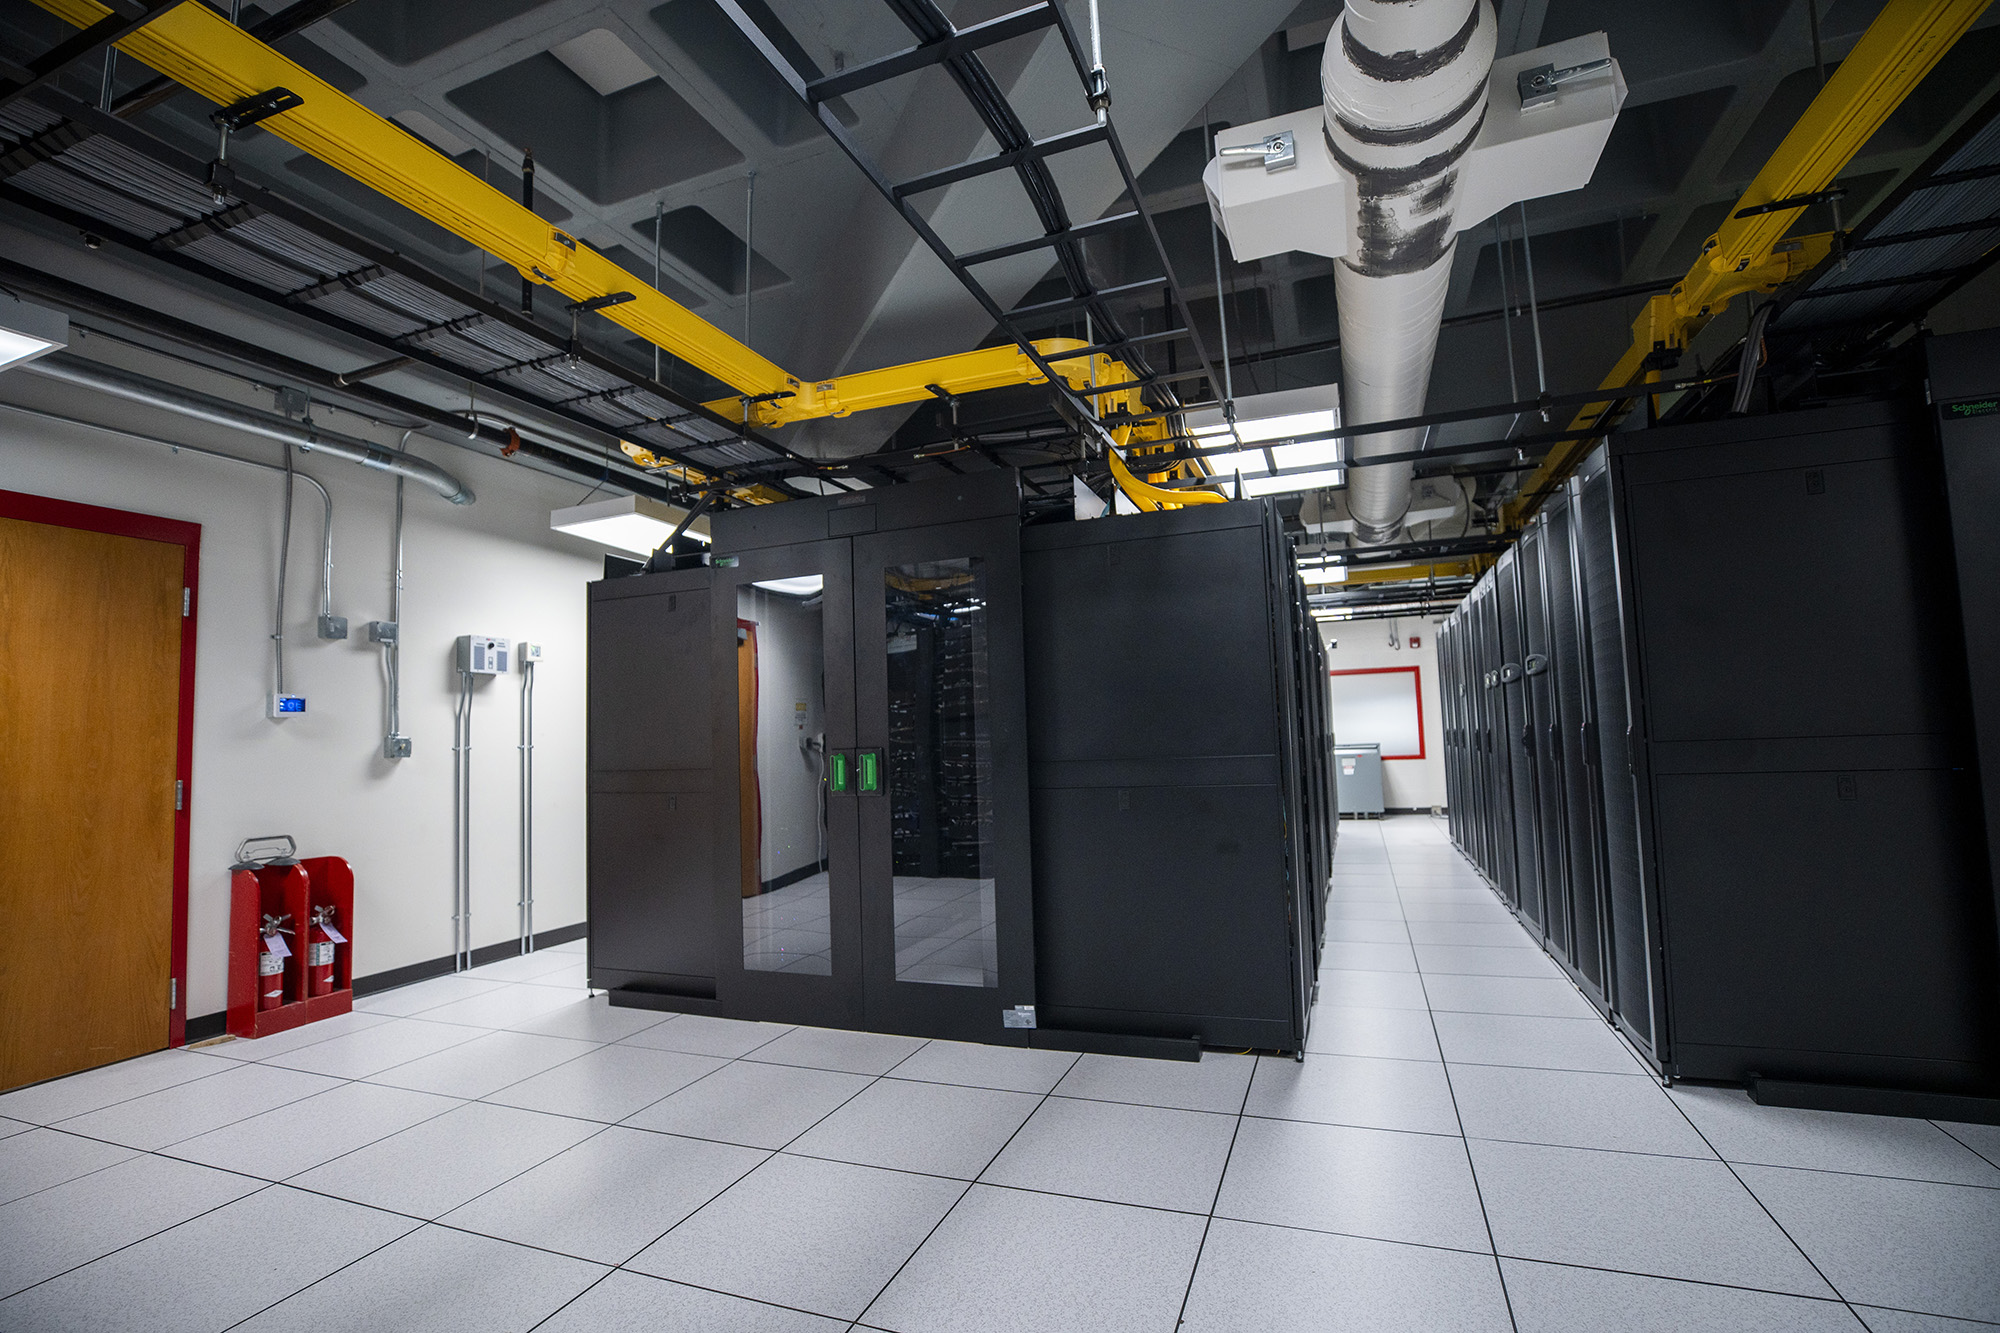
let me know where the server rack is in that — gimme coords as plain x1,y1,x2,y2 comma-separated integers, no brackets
588,477,1337,1057
1441,403,2000,1093
1020,500,1334,1054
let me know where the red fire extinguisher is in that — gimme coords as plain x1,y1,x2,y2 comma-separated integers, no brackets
258,912,293,1010
307,904,344,997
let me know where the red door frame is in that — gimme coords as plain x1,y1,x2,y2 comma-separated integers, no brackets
1,489,200,1047
1328,665,1426,760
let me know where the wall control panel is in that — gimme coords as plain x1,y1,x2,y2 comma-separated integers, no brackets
456,635,510,675
518,641,544,664
268,693,307,719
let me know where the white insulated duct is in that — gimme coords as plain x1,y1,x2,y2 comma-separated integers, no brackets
1324,0,1495,544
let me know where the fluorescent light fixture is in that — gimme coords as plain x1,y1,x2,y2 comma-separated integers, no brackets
750,575,823,597
1186,385,1343,497
1301,565,1349,584
550,494,711,556
0,294,68,373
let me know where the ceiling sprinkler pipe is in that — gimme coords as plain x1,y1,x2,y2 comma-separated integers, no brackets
20,353,475,504
1323,0,1495,545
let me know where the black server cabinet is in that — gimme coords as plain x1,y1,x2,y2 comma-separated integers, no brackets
1931,328,2000,992
1445,405,2000,1093
589,471,1037,1045
1021,501,1333,1054
1614,402,1995,1090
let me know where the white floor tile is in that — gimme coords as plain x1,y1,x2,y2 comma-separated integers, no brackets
979,1094,1235,1212
1215,1116,1491,1252
885,1040,1077,1095
1450,1064,1715,1158
1501,1257,1868,1332
261,1017,482,1080
197,1011,394,1060
1670,1087,2000,1187
416,983,588,1030
463,950,580,983
507,995,669,1043
1052,1052,1255,1115
0,1128,137,1205
229,1223,605,1332
0,1185,417,1333
742,1026,927,1076
861,1183,1205,1333
788,1077,1038,1180
1311,968,1432,1012
620,1014,793,1059
1738,1162,2000,1322
1420,973,1600,1019
531,1269,847,1332
364,1029,600,1100
627,1152,963,1320
351,975,507,1019
0,1050,233,1124
484,1044,726,1122
165,1079,462,1181
1432,1011,1642,1074
440,1125,766,1264
1181,1218,1514,1332
52,1063,342,1151
288,1101,600,1218
621,1059,871,1149
1304,1004,1442,1061
0,1153,261,1298
1415,943,1564,977
1245,1052,1462,1136
1470,1138,1834,1297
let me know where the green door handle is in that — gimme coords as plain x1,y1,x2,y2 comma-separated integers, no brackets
859,749,881,793
829,752,850,793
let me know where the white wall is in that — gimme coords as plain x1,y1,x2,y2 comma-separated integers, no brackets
1,346,610,1020
740,585,827,884
1322,615,1447,811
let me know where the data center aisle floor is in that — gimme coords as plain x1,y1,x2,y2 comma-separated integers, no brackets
2,816,1997,1331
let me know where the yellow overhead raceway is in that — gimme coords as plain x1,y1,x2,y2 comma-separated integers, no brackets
35,0,1221,505
1504,0,1994,528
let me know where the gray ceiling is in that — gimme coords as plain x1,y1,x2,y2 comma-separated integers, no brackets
5,0,1999,464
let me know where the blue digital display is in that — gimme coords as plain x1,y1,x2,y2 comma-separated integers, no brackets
275,695,306,713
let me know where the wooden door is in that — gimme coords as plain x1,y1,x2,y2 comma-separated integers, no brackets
0,514,186,1090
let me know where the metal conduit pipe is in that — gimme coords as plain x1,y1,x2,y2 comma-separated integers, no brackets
19,354,475,505
1323,0,1495,544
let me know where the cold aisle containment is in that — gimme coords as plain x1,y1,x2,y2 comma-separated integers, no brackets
1440,345,2000,1111
587,473,1336,1057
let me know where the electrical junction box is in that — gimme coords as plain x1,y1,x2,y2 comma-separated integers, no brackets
317,614,348,641
268,693,307,719
519,642,544,665
366,620,397,644
456,634,510,674
384,734,412,760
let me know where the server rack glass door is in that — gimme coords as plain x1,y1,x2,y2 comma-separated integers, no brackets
716,540,864,1028
852,517,1034,1040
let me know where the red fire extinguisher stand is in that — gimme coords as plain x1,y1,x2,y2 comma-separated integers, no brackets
228,837,354,1039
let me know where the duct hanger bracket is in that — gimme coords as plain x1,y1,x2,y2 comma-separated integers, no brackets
1518,58,1612,111
1218,129,1295,172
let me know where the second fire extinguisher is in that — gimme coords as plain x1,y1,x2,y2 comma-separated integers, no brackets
307,904,345,996
258,912,293,1010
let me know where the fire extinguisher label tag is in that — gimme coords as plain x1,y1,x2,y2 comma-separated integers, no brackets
263,934,291,959
308,942,335,965
258,951,285,976
320,924,347,944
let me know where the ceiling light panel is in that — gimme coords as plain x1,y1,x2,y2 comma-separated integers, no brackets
551,494,710,555
550,28,657,97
